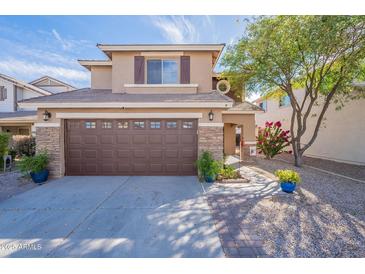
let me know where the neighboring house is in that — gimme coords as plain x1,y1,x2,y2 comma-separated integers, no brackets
254,88,365,165
0,74,75,135
29,75,76,94
19,43,262,177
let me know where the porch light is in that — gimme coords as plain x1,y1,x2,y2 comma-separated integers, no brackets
43,110,51,121
208,110,214,121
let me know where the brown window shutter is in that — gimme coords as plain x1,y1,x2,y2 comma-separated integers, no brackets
134,56,145,84
180,56,190,84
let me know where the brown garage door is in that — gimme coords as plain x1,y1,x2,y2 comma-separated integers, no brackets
65,119,198,175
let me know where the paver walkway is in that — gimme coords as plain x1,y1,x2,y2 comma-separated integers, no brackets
203,158,281,258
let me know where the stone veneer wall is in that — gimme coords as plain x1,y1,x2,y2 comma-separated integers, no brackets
36,127,62,178
198,126,224,160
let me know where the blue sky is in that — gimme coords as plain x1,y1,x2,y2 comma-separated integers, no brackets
0,16,250,88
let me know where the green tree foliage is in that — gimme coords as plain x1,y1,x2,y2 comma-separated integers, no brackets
222,16,365,166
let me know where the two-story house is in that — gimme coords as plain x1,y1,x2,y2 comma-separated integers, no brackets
19,44,262,177
254,88,365,165
0,74,76,135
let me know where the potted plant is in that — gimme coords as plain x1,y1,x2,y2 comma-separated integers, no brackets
18,151,49,184
275,169,301,193
196,151,221,183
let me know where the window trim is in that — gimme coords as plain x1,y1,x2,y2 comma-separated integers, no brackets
133,120,145,129
166,121,178,129
117,120,129,129
182,121,194,129
84,121,96,129
145,57,180,85
102,121,113,129
150,121,161,129
279,95,290,108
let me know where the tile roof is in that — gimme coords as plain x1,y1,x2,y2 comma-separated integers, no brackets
0,111,37,119
19,88,234,104
226,101,264,112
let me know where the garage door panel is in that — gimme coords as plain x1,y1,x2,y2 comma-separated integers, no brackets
165,149,178,158
165,135,178,144
84,136,98,144
133,163,147,172
150,163,162,172
182,149,195,158
149,135,162,144
181,134,195,144
134,150,147,158
117,135,130,144
100,135,114,144
150,149,162,158
166,163,178,172
68,149,81,158
132,135,147,144
117,163,131,172
117,150,130,158
66,119,197,175
101,150,114,158
101,163,114,173
69,136,82,145
83,150,97,158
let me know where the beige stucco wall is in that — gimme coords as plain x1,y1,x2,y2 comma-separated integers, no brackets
90,51,214,93
187,51,212,93
224,123,236,155
111,51,137,93
255,89,365,165
222,113,256,142
91,66,112,89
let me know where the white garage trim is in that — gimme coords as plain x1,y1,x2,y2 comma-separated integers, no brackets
18,102,233,109
56,112,203,119
198,123,224,127
34,122,60,128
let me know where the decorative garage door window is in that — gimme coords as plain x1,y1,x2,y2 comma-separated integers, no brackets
166,121,177,128
182,121,193,129
102,121,113,129
150,121,161,129
133,121,145,129
85,121,96,129
117,121,129,129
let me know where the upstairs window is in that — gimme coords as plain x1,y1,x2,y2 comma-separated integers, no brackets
259,100,267,112
0,86,7,101
147,59,178,84
279,95,290,108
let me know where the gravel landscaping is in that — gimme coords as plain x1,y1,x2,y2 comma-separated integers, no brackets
206,157,365,257
0,170,36,202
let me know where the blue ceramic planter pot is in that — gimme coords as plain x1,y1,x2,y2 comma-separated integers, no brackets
204,174,216,183
30,169,49,184
280,181,296,193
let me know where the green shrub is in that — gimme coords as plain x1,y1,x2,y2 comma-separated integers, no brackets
219,165,240,179
11,135,36,157
0,132,11,167
275,169,301,184
196,151,222,180
18,151,49,175
257,121,291,159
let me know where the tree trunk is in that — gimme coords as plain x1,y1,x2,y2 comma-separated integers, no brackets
294,150,304,167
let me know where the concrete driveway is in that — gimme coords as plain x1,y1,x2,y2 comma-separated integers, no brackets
0,176,223,258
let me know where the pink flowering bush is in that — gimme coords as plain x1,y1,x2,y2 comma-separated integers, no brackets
257,121,291,159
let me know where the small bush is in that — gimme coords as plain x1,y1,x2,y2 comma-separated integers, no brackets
275,169,301,184
18,151,49,175
0,132,11,167
218,165,240,180
11,135,36,157
257,121,291,159
196,151,222,180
